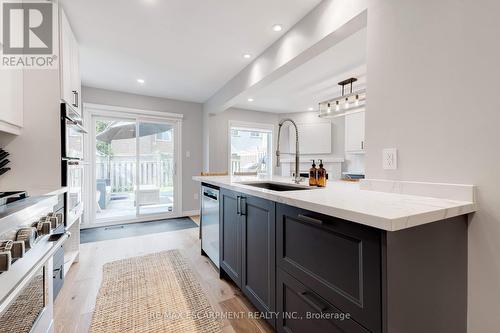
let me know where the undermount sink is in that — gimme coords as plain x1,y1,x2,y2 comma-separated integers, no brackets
238,181,315,192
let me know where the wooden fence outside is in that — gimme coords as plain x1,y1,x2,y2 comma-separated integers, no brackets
96,156,174,192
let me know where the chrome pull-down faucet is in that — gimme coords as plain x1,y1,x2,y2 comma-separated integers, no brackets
276,118,302,184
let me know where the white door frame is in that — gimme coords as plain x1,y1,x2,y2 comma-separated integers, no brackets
82,103,183,228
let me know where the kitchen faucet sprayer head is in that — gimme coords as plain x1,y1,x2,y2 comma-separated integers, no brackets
276,150,281,167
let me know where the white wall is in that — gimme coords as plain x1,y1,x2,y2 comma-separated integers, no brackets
0,70,61,192
82,86,203,213
366,0,500,331
208,107,280,173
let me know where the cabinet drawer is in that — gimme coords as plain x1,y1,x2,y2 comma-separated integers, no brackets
276,204,382,333
277,269,369,333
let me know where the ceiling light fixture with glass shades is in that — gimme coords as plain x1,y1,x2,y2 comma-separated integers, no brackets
318,77,366,118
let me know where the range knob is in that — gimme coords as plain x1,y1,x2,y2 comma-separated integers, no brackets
32,220,51,235
0,251,11,272
0,241,13,272
49,216,59,229
16,227,36,250
56,212,64,225
10,241,25,259
0,240,24,261
41,213,60,229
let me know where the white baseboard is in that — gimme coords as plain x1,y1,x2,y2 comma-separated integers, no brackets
182,209,200,217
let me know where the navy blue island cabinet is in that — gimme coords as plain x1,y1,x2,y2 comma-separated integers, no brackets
215,185,467,333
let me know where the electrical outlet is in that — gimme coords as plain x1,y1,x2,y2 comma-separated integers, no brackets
383,148,398,170
194,193,199,200
186,150,191,158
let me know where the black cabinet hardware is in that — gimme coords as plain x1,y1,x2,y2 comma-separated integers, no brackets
297,214,323,225
240,197,246,216
300,291,329,312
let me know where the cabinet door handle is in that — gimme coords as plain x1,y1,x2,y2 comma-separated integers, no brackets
300,291,329,312
53,265,63,279
240,197,246,216
297,214,323,225
72,90,79,108
361,140,364,150
236,196,241,215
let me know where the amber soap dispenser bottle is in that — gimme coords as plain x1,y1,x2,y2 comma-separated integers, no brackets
317,159,327,187
309,160,317,186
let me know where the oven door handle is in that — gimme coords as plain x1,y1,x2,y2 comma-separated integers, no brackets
64,116,88,134
66,160,88,166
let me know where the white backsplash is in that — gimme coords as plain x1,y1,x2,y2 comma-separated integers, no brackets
344,153,365,175
278,157,344,179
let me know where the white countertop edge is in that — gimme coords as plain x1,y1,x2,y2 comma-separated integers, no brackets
28,187,68,197
193,176,476,232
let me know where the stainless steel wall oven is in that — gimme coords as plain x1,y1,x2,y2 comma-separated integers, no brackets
60,103,87,226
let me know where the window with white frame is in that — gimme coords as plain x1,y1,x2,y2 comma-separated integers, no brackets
229,122,273,175
156,130,172,142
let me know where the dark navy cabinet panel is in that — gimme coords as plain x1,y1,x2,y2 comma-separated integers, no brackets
277,269,370,333
241,195,276,327
220,188,242,287
276,203,382,333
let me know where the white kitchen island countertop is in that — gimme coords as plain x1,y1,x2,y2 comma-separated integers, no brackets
193,175,476,231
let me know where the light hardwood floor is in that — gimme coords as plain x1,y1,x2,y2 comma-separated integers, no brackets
53,226,273,333
190,215,200,225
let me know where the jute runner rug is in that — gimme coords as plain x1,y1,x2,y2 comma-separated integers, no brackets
90,250,222,333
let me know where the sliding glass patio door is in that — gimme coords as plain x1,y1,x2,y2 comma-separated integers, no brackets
137,120,176,216
90,115,179,227
94,116,137,223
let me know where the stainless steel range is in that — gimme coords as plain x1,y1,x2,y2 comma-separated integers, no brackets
0,192,69,333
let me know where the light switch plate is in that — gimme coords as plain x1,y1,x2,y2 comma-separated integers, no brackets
383,148,398,170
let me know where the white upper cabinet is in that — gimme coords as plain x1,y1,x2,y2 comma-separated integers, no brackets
345,111,365,153
60,8,81,114
0,70,23,135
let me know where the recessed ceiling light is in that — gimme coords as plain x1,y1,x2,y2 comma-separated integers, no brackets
243,54,252,59
272,24,283,32
308,107,314,111
137,78,145,84
247,98,254,102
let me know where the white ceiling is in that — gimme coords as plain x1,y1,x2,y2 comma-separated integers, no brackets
233,28,367,113
60,0,322,103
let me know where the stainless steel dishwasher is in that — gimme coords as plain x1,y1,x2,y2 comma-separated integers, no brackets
201,185,219,268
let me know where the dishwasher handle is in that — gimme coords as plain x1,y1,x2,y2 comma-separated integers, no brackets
202,189,219,201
